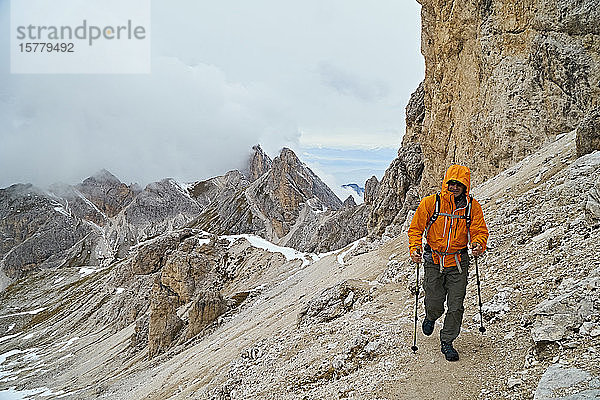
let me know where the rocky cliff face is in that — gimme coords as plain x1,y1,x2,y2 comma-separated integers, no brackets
245,147,343,240
366,142,424,238
75,169,138,219
414,0,600,192
242,145,273,182
0,184,108,284
191,146,352,251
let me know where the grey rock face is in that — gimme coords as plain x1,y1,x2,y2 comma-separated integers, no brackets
191,147,361,253
47,182,109,226
189,169,251,209
75,169,138,219
244,148,342,240
367,143,424,237
190,170,265,237
122,179,201,235
107,178,202,257
0,184,97,280
242,145,273,182
405,81,425,140
577,108,600,157
342,196,357,208
282,203,369,254
363,176,380,206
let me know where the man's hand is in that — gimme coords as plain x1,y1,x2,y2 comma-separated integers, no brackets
472,242,483,256
410,248,422,264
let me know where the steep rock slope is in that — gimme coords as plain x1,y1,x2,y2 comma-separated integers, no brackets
1,131,598,400
0,184,109,286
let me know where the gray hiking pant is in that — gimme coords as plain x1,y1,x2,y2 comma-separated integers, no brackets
423,258,469,343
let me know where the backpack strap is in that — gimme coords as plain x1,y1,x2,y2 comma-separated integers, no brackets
423,194,440,239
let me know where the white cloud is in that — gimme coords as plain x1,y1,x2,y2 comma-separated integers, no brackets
0,57,299,186
0,0,423,188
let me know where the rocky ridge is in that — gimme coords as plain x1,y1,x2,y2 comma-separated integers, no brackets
0,146,367,291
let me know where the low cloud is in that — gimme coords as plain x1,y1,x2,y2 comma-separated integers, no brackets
317,62,389,102
0,0,423,189
0,57,299,187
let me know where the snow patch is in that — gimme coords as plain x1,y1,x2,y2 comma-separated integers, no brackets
79,267,99,277
197,238,211,246
0,387,65,399
0,333,20,344
58,337,79,352
169,179,195,201
73,188,108,220
53,206,69,217
532,227,558,242
336,239,363,265
0,349,24,367
0,308,47,319
224,234,314,266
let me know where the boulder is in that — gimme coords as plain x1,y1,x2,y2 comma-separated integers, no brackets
297,280,371,327
534,364,600,400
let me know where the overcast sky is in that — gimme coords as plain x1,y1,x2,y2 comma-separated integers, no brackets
0,0,424,196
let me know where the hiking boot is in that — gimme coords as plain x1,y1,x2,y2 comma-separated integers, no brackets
422,319,435,336
441,341,459,362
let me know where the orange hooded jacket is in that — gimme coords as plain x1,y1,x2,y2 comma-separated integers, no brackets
408,165,489,267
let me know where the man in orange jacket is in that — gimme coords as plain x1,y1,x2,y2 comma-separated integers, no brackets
408,164,489,361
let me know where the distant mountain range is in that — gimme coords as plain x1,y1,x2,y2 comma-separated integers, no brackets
0,145,373,285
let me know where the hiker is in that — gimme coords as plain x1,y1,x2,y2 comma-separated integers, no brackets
407,164,489,361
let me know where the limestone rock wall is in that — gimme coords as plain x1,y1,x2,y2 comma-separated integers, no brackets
416,0,600,192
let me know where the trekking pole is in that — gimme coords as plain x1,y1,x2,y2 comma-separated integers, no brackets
411,253,421,352
474,255,486,333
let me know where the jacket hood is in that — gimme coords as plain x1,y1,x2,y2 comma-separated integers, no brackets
441,164,471,198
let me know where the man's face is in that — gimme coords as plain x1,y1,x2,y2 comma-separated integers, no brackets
447,180,465,197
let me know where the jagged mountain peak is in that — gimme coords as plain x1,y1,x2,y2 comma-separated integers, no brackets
267,147,342,211
342,195,357,208
243,144,273,182
83,169,122,185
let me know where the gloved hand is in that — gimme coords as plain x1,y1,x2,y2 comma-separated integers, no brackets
472,242,483,256
410,248,422,263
